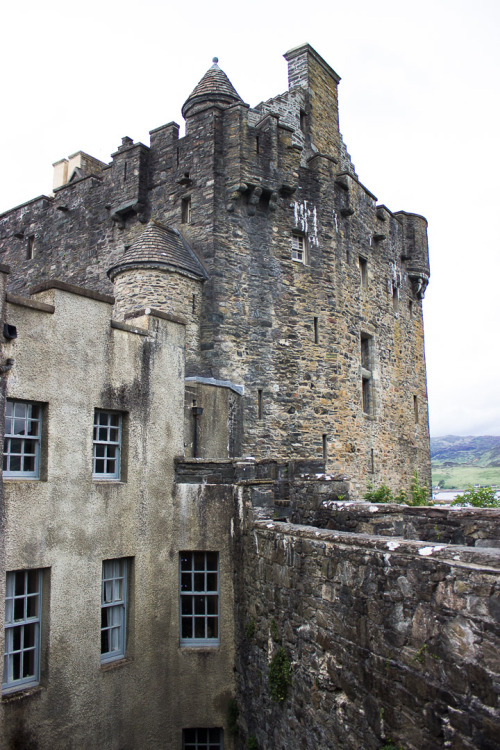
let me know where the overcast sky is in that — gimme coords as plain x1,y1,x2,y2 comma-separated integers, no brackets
1,0,499,437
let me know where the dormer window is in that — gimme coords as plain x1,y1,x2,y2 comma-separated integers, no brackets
291,233,306,263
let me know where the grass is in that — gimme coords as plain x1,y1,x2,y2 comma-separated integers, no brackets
432,465,500,489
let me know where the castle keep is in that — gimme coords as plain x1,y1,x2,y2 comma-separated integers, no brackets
0,43,431,494
0,45,498,750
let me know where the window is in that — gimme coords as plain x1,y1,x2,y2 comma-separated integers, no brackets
414,395,419,424
182,197,192,224
180,552,219,646
393,287,399,313
26,235,35,260
361,334,373,416
3,400,42,478
359,256,368,288
299,109,307,133
313,316,319,344
3,569,42,692
257,389,263,420
101,559,128,663
183,728,223,750
291,233,306,263
93,410,122,479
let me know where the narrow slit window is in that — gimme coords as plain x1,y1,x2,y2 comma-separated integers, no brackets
414,395,419,424
26,236,35,260
313,317,319,344
300,110,307,133
123,162,127,182
361,333,374,416
257,389,263,420
393,287,399,313
182,197,192,225
322,434,327,462
370,448,375,473
359,257,368,288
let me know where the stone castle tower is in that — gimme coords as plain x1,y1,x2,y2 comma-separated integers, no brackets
0,43,431,495
1,45,497,750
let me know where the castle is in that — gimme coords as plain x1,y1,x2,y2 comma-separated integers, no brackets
0,45,498,750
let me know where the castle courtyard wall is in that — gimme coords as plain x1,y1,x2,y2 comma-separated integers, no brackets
235,519,500,750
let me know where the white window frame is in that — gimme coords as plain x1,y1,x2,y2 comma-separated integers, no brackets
101,558,128,663
291,233,306,263
3,400,42,479
93,410,122,480
180,552,219,647
183,728,223,749
3,569,42,693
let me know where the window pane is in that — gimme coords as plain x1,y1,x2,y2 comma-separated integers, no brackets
206,553,218,570
194,573,205,591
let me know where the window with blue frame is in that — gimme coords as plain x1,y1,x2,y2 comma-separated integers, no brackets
3,569,43,692
183,728,223,750
93,410,122,479
101,559,128,663
180,552,219,646
3,400,42,478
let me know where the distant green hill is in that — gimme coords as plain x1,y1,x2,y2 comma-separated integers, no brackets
431,435,500,488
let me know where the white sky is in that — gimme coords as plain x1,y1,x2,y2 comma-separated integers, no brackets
1,0,499,437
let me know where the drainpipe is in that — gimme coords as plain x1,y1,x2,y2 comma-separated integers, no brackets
191,406,203,458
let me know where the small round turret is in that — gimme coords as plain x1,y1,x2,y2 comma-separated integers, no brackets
181,59,243,119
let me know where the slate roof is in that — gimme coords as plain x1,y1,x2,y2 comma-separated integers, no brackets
108,220,207,281
182,59,243,118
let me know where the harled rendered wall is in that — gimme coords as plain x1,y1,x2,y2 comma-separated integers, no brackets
0,286,236,749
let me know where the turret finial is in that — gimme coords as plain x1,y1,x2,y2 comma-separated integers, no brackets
212,57,219,64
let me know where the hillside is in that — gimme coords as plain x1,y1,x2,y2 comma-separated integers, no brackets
431,435,500,466
431,435,500,488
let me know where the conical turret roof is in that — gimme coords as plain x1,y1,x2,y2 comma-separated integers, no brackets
182,58,243,118
108,220,207,281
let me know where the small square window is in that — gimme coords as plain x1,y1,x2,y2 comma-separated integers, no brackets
3,400,42,478
3,569,43,692
291,234,306,263
101,559,128,663
93,410,122,479
183,728,223,750
180,552,219,646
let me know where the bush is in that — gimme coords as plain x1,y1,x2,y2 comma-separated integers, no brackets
268,647,292,703
452,485,499,508
406,471,430,506
364,483,393,503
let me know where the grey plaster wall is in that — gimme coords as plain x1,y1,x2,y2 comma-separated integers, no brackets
0,288,236,749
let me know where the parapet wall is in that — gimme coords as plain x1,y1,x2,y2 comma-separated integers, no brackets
290,486,500,547
235,520,500,750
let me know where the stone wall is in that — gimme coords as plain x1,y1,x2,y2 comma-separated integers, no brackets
235,519,500,750
289,488,500,547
